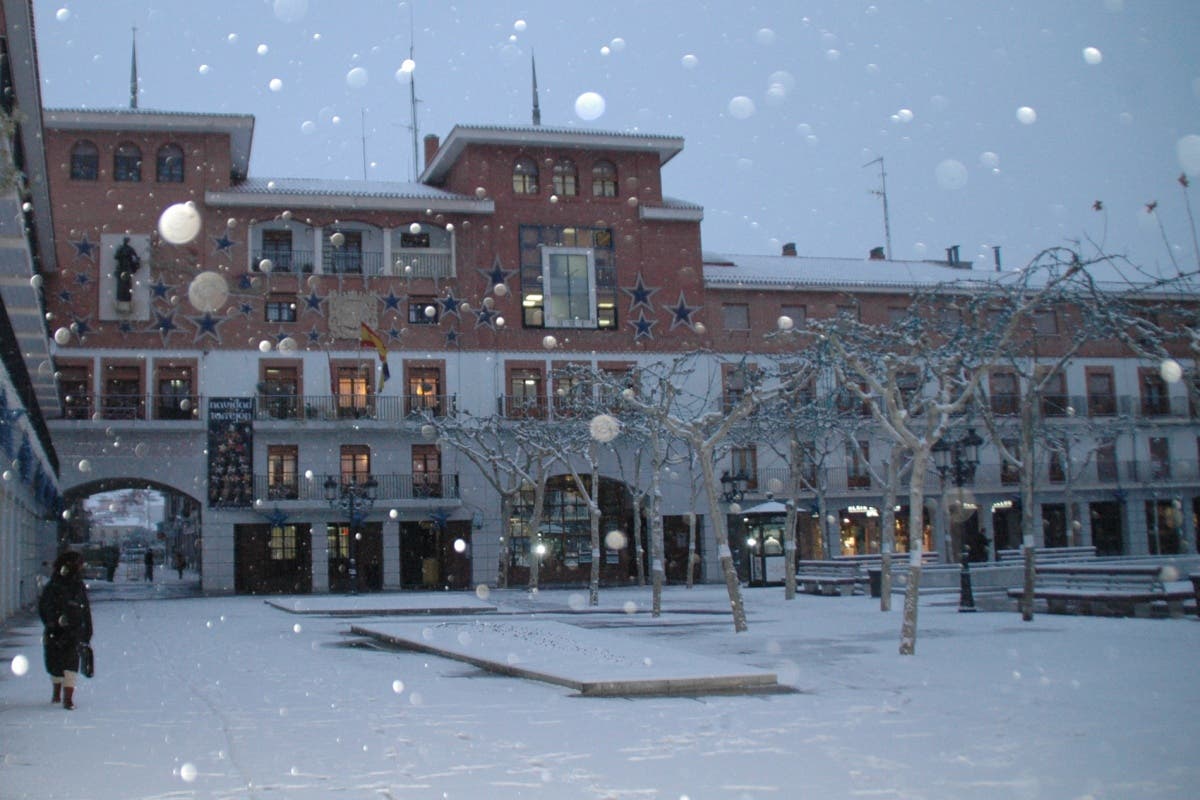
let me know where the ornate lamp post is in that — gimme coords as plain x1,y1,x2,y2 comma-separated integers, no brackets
933,427,983,612
324,475,378,594
719,470,750,504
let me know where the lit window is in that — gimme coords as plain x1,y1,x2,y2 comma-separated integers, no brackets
70,140,99,180
513,157,539,194
592,160,617,197
553,159,578,196
542,248,597,328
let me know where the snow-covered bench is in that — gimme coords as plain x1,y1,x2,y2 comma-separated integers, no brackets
1007,563,1192,618
794,561,859,596
996,545,1096,563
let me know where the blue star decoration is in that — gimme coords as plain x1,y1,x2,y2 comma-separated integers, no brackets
473,305,499,329
629,311,658,341
211,232,237,256
622,273,660,313
302,290,324,315
149,275,172,300
57,288,72,304
428,507,450,530
478,255,514,292
71,235,96,260
439,291,464,318
445,327,461,347
70,316,92,340
265,506,289,527
306,326,324,345
668,291,701,331
74,271,92,287
149,311,181,343
387,325,404,342
381,289,404,313
117,320,135,335
190,312,226,344
235,273,254,291
239,301,256,317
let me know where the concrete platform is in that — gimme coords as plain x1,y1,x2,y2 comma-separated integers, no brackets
265,593,497,616
351,618,782,697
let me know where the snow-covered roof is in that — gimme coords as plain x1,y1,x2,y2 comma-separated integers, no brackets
207,177,494,214
703,252,1200,296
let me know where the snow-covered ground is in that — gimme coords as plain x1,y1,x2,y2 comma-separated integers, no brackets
2,573,1198,799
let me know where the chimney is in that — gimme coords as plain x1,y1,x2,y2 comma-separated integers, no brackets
781,242,797,257
869,246,886,260
992,245,1002,272
945,245,960,266
423,134,440,170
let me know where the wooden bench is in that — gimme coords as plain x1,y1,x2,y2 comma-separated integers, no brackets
833,552,941,595
996,545,1096,563
794,560,860,596
1006,563,1192,618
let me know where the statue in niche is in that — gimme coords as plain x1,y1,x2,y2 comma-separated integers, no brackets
114,237,141,312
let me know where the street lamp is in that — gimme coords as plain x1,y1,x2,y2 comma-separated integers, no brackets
932,427,984,612
324,475,378,594
719,470,750,504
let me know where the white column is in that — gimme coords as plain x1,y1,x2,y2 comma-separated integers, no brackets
311,522,329,593
383,518,401,590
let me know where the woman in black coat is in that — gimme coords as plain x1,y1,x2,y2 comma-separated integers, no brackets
38,551,93,710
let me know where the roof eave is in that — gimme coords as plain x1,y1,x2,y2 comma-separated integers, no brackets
205,190,495,215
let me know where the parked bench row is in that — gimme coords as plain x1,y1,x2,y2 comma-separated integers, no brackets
996,545,1096,563
795,552,941,596
1007,563,1193,618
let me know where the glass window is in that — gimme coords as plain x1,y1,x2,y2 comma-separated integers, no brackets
408,296,439,325
336,366,372,419
267,446,299,499
260,230,295,273
114,142,142,182
102,364,143,420
722,304,750,331
155,366,194,420
553,159,578,196
508,368,544,418
1033,309,1058,336
269,525,299,560
58,364,92,420
1087,369,1116,416
513,157,539,194
847,441,871,489
265,296,297,323
730,446,758,490
1096,441,1118,482
990,371,1019,415
591,160,617,197
1140,369,1170,416
412,444,442,498
1040,371,1068,417
1149,437,1170,480
340,445,371,484
542,248,596,328
781,305,807,327
156,143,185,182
70,140,99,180
407,367,442,416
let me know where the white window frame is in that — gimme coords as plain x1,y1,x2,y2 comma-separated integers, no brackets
541,247,597,329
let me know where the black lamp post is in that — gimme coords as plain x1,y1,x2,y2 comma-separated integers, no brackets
324,475,378,594
719,470,750,504
933,428,983,612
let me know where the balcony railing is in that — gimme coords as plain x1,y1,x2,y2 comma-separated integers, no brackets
255,394,455,422
322,249,385,275
252,472,460,503
394,249,453,280
252,249,316,273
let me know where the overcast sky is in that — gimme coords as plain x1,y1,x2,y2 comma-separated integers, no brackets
31,0,1200,271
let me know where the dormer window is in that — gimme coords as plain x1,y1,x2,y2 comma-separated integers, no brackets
513,157,539,194
156,143,185,183
591,160,617,197
69,140,99,180
114,142,142,182
553,159,578,196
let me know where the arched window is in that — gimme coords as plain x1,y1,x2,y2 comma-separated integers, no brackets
591,160,617,197
69,140,99,180
552,159,578,197
512,157,539,195
114,142,142,182
156,143,185,183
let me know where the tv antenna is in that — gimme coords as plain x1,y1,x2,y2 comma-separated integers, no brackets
863,156,893,260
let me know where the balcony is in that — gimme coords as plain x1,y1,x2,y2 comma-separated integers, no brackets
252,472,461,504
251,249,316,273
255,394,455,423
394,248,454,280
322,249,385,275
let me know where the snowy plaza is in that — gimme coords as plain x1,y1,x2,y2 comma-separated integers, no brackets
2,575,1199,799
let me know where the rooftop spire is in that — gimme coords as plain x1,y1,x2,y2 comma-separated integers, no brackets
129,26,139,109
531,51,541,126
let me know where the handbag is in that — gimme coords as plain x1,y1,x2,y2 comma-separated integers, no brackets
78,642,94,678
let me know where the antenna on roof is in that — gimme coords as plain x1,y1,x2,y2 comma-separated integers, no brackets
531,50,542,126
361,108,368,181
862,156,893,260
405,3,421,180
129,26,139,109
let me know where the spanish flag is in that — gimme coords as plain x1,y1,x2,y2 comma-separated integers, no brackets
360,322,390,388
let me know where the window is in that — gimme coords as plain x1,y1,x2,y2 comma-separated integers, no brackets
508,367,545,418
512,157,539,194
340,444,371,484
886,306,908,325
723,364,757,411
1048,450,1066,483
553,159,578,196
1086,369,1116,416
326,230,363,273
406,367,443,417
722,304,751,331
1033,309,1058,336
781,305,807,328
1096,441,1118,482
267,446,299,499
155,364,195,420
1149,437,1170,480
990,371,1019,415
543,248,597,328
408,296,439,325
260,230,295,273
102,363,143,420
69,140,99,180
412,444,442,498
260,365,299,420
847,441,871,489
591,160,617,197
335,365,373,419
269,525,299,560
392,224,453,279
113,142,142,182
896,370,920,407
1000,439,1020,485
1140,368,1170,416
265,295,297,323
519,225,616,329
156,143,185,182
1039,370,1068,417
58,363,92,420
551,367,588,417
730,447,758,490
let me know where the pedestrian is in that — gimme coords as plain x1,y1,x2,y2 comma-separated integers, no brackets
173,550,185,579
38,551,93,710
144,548,154,582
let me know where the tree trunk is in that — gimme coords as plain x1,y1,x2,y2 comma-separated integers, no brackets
686,512,697,589
528,475,548,592
632,494,646,586
1019,401,1038,621
880,450,901,612
899,448,928,655
700,446,748,632
784,438,800,601
497,494,512,589
650,429,665,615
588,449,601,607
